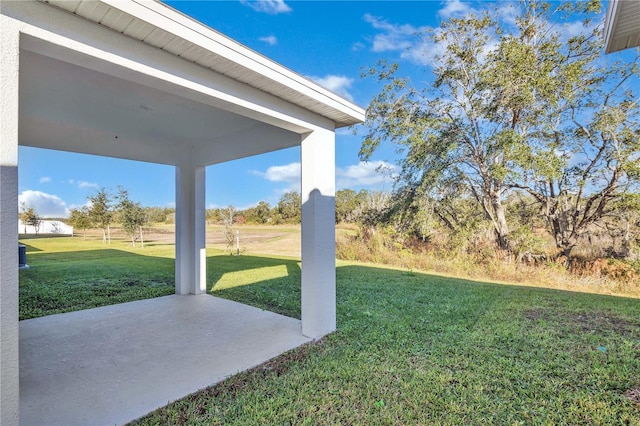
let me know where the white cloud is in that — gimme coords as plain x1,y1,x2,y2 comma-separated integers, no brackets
336,161,398,189
497,3,519,27
39,176,52,184
240,0,291,15
438,0,475,19
77,181,99,189
352,41,366,51
309,74,355,101
254,160,398,191
363,13,421,53
254,162,301,183
259,35,278,46
68,179,99,189
19,190,69,218
559,19,600,42
362,13,435,65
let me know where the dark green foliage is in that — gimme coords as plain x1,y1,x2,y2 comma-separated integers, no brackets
88,188,113,243
362,0,639,256
335,189,369,224
275,191,301,224
244,201,272,224
67,206,92,238
116,187,147,246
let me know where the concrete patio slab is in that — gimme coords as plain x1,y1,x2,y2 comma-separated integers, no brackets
19,295,311,426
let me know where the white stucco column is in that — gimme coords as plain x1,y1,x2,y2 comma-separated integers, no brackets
0,23,20,425
300,128,336,338
175,165,207,295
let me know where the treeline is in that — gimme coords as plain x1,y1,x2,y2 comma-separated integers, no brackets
207,191,301,225
64,190,306,239
339,189,640,262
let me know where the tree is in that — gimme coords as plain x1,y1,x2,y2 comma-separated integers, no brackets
335,189,369,224
115,188,147,248
362,0,639,255
20,203,41,235
247,201,272,224
19,202,28,233
276,191,301,223
88,188,113,244
604,194,640,259
68,206,92,239
220,205,237,253
144,206,174,224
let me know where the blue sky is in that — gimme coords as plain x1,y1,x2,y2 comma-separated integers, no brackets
18,0,624,217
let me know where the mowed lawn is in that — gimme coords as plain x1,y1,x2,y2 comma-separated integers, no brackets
19,237,640,424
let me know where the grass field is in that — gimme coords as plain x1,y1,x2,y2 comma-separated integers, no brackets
19,237,640,424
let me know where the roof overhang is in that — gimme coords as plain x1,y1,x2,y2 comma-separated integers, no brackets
604,0,640,54
42,0,365,128
4,0,365,167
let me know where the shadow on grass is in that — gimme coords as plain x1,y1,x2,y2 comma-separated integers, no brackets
19,242,42,252
19,248,175,320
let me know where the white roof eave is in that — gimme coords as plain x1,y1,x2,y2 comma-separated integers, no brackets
604,0,640,54
41,0,365,128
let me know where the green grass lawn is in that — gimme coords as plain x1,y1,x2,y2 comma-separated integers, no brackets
19,237,176,319
19,237,640,424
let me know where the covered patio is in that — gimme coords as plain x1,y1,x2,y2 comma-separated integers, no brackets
0,1,364,424
20,295,312,425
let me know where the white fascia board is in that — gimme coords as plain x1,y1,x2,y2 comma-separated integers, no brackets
604,0,621,54
100,0,365,124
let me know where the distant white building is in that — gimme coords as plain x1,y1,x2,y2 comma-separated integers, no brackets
18,220,73,235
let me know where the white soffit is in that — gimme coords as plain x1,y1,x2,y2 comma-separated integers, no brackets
604,0,640,54
40,0,365,128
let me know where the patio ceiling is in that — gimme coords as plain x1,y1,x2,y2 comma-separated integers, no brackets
19,48,299,166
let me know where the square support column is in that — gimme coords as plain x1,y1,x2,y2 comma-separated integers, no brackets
301,128,336,338
175,165,207,295
0,24,20,425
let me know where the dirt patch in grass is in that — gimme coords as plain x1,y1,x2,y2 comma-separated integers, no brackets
524,309,640,337
570,312,640,336
626,387,640,406
524,308,546,322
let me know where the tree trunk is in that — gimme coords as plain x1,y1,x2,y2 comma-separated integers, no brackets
490,195,510,251
102,228,106,244
495,206,510,250
107,225,111,244
621,220,631,258
139,226,144,248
